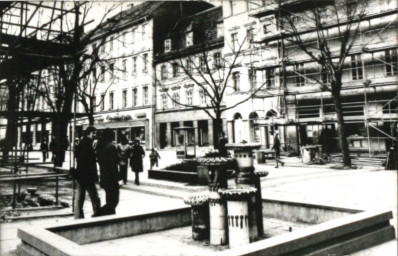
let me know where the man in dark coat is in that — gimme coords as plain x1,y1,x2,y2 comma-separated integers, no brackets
74,126,101,219
130,139,145,185
49,136,57,162
96,128,120,216
271,131,285,168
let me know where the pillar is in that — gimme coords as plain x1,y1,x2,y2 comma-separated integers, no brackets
227,121,234,143
166,122,171,147
208,119,214,147
193,120,199,146
219,187,257,248
209,192,227,245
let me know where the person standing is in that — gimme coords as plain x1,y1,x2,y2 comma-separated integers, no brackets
149,148,161,169
218,132,228,157
40,138,49,162
49,136,57,162
130,140,145,185
74,126,101,219
96,128,120,216
271,131,285,168
117,135,130,185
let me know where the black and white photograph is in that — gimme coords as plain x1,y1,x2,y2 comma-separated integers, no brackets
0,0,397,255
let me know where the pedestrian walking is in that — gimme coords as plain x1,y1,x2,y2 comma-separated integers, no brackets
40,138,49,162
49,136,57,162
130,139,145,185
74,126,101,219
271,131,285,168
117,135,130,185
96,128,120,216
149,148,161,169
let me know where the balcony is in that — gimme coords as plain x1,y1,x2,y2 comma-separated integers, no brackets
249,0,333,18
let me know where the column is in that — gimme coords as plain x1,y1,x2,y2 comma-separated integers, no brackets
208,119,213,147
166,122,171,147
156,123,161,149
193,120,199,146
219,187,257,248
227,121,234,143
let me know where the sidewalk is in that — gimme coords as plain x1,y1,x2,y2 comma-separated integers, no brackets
1,150,397,256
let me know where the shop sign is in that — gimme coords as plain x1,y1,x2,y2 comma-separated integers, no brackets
106,115,132,122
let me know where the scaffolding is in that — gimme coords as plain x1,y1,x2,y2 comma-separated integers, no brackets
251,0,398,159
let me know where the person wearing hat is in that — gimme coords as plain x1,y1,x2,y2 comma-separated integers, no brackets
271,130,285,168
96,128,120,216
130,139,145,185
74,126,101,219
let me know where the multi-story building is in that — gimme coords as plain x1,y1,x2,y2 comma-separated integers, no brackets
220,0,284,149
243,0,397,155
153,6,224,150
78,1,213,148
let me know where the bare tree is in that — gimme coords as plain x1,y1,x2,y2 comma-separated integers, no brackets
274,0,370,167
35,2,126,166
156,32,268,148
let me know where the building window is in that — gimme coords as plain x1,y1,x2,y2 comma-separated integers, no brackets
231,33,238,52
199,89,206,105
143,86,149,105
109,63,114,77
199,57,208,73
161,94,168,109
122,90,127,108
385,49,398,76
161,65,168,80
165,39,172,52
172,63,179,77
186,31,193,47
294,64,305,86
131,29,135,44
110,36,114,51
263,23,271,34
321,66,330,84
132,88,138,107
143,53,148,73
229,0,235,15
109,92,114,110
249,68,256,89
122,59,127,77
232,72,240,91
246,28,254,47
351,54,363,80
186,59,192,74
186,89,193,105
172,93,180,108
100,65,105,82
122,32,126,45
100,94,105,111
265,68,275,88
213,52,222,69
217,23,223,38
132,57,137,74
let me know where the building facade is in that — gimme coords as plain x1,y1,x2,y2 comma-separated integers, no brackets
244,0,397,155
153,6,225,151
78,2,213,148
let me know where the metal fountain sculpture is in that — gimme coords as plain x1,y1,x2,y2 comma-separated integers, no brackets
184,141,268,248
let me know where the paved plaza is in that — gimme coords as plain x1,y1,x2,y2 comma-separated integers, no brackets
0,151,397,255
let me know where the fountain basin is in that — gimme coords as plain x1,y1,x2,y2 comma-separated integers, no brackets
17,199,395,256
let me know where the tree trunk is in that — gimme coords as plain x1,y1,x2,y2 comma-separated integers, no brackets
88,112,94,126
213,114,223,149
333,93,351,167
